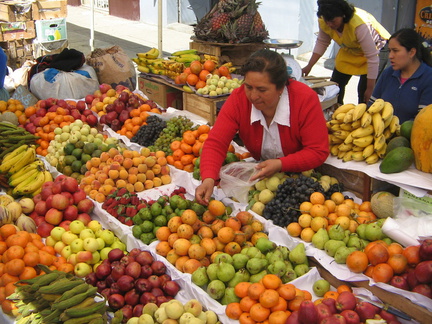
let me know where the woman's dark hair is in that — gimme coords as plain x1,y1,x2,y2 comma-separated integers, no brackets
317,0,355,23
390,28,432,67
241,49,289,90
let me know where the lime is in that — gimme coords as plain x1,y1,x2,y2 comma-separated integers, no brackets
72,148,83,159
64,155,77,165
62,166,73,176
150,202,162,216
153,215,167,227
83,142,97,155
71,160,82,173
64,143,75,155
140,232,155,245
81,153,92,164
75,140,85,149
100,144,109,152
92,150,102,158
140,220,154,233
132,225,142,238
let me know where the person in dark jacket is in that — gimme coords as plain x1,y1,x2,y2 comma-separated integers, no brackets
369,28,432,123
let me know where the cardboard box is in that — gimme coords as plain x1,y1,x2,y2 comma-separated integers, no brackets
0,2,32,22
0,20,35,42
183,92,227,125
138,77,183,109
1,38,35,69
35,18,67,42
32,0,67,20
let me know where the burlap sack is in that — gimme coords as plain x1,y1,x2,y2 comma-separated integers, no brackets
86,45,136,90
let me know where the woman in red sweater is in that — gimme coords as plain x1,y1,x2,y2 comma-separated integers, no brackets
195,49,329,205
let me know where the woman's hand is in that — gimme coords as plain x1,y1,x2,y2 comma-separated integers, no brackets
364,79,376,103
302,65,313,77
195,178,215,205
249,159,282,181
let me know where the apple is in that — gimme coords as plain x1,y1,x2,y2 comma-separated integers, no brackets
59,220,71,231
390,275,409,290
355,301,379,322
70,220,86,234
83,237,99,252
95,261,111,280
340,310,360,324
378,309,398,323
61,191,74,205
86,114,98,126
100,247,113,260
80,229,96,240
82,109,93,116
136,251,154,266
117,275,135,292
100,230,115,245
336,291,357,311
412,284,432,298
61,246,72,259
51,181,63,194
37,221,55,238
72,188,87,205
87,220,102,233
77,213,92,226
111,240,126,251
63,205,78,221
70,238,84,253
76,100,87,112
62,231,78,245
50,227,66,241
322,298,337,314
96,237,105,250
51,194,70,211
90,251,100,265
77,198,94,214
75,262,93,278
125,262,141,279
316,303,332,322
285,311,299,324
414,260,432,283
54,241,67,254
420,239,432,261
85,94,94,105
297,300,317,324
45,235,57,247
35,200,48,216
77,250,93,263
45,208,64,225
162,280,180,297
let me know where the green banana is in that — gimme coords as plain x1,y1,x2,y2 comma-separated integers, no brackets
64,299,106,318
171,49,198,56
52,286,98,310
38,277,84,294
63,313,103,324
53,282,89,304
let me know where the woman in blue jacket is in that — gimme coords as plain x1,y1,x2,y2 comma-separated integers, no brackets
369,28,432,123
0,48,10,101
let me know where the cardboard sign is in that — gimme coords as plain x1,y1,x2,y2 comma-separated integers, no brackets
415,0,432,50
35,17,67,42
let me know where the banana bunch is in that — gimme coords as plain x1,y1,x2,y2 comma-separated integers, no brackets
137,47,160,59
0,144,53,197
328,99,400,164
0,121,40,160
9,266,107,324
203,53,219,64
168,49,201,66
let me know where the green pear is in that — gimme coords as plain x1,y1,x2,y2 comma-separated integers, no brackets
365,222,383,241
220,287,240,305
214,253,233,264
311,228,329,250
256,237,276,253
324,239,346,257
328,224,345,240
281,268,297,283
356,223,368,239
228,268,250,288
246,257,268,274
206,263,219,281
249,269,267,283
382,237,393,245
206,279,226,300
245,247,263,259
216,262,235,282
232,253,249,270
266,249,284,264
288,243,307,265
191,266,209,287
343,230,351,245
276,246,290,260
285,260,294,270
267,260,287,277
294,264,309,277
347,233,363,250
334,246,356,264
312,279,330,297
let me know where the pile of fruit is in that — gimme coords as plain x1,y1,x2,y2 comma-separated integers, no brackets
0,195,37,232
0,122,40,160
0,99,26,126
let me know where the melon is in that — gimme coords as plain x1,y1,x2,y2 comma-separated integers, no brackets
370,191,396,219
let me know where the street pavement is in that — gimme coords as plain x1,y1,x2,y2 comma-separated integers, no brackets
65,5,359,105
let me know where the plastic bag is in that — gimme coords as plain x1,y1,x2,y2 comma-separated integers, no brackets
219,162,259,204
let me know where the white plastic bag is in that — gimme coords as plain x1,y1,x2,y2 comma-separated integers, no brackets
29,64,99,100
219,162,259,204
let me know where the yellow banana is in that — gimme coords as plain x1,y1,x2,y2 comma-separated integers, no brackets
14,171,45,196
362,144,375,159
332,103,356,118
329,119,341,125
351,151,365,161
137,47,160,59
368,98,385,114
330,145,339,156
343,108,355,124
338,150,347,160
376,144,387,158
329,134,344,144
338,143,353,152
352,145,364,152
0,148,28,173
374,134,386,152
8,160,44,182
9,169,39,188
8,146,36,174
351,125,374,138
137,66,150,74
43,170,53,183
383,128,392,140
343,132,354,145
342,150,353,162
340,123,353,131
330,124,341,132
361,111,372,128
383,114,393,128
381,102,394,121
351,120,361,130
372,113,385,138
389,115,400,134
353,135,374,147
335,112,346,122
365,153,379,164
352,103,367,121
333,130,351,140
11,171,40,196
1,144,28,165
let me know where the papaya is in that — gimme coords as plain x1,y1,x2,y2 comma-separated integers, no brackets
385,136,410,154
411,104,432,173
399,120,414,140
379,146,414,174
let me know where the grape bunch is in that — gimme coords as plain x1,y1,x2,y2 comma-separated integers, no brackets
262,174,344,227
149,116,197,155
131,115,167,147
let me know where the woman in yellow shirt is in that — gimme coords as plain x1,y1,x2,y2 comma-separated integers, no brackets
302,0,390,104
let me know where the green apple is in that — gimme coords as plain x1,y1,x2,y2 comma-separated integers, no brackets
79,229,95,240
96,238,105,250
70,238,84,253
70,220,86,234
45,235,57,247
99,247,113,260
62,231,78,245
83,237,99,252
50,227,66,241
60,246,72,259
99,230,115,245
94,229,103,238
110,240,126,251
312,279,331,297
87,220,102,233
74,262,93,278
90,251,101,264
54,241,66,254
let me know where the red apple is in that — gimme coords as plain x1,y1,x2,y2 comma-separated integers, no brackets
108,294,124,310
34,216,46,227
76,100,87,112
82,109,93,116
63,205,78,221
415,260,432,283
59,220,71,231
419,239,432,261
322,298,337,314
77,251,93,263
85,94,94,105
40,187,53,200
51,194,70,211
61,191,74,205
86,114,98,126
407,269,420,289
51,181,63,194
285,311,300,324
125,262,141,279
33,194,42,204
77,198,94,214
37,221,55,238
77,213,92,225
390,275,409,290
340,310,360,324
62,177,79,193
35,200,48,216
135,278,152,293
378,309,397,323
45,208,63,225
412,284,432,298
316,303,332,322
124,289,140,307
99,83,112,94
117,275,135,292
336,291,357,311
162,280,179,297
355,301,379,322
111,264,125,282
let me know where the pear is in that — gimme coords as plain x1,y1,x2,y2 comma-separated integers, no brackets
347,233,363,250
382,237,393,245
285,260,294,270
206,263,219,281
267,260,287,277
142,303,158,317
250,269,267,283
216,262,235,282
324,239,346,257
228,268,250,287
328,224,345,240
343,229,351,245
255,179,267,191
245,247,263,259
205,311,218,324
282,268,297,283
289,243,307,265
356,223,368,239
258,189,274,204
255,237,276,253
265,176,280,191
365,222,383,241
246,257,268,274
276,245,290,260
334,246,357,264
220,287,240,305
232,253,249,270
311,228,329,250
214,253,233,264
294,264,309,277
206,279,225,300
191,266,209,287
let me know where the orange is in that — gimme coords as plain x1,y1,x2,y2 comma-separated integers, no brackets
235,281,252,298
225,302,242,320
336,284,352,294
366,242,389,265
23,252,40,267
239,312,256,324
310,192,325,205
387,242,404,257
346,250,369,273
5,245,25,260
249,303,270,322
208,200,226,217
248,283,266,300
269,310,289,324
323,291,339,300
288,296,304,311
402,245,421,267
19,267,37,281
372,263,394,283
0,224,17,240
259,289,280,308
278,284,296,301
262,274,282,290
387,253,408,274
5,259,25,276
203,60,216,73
186,73,199,86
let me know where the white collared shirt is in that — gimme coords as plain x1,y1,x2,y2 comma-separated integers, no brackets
250,87,290,160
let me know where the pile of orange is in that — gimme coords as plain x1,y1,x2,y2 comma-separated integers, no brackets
0,224,74,315
174,60,232,89
80,147,171,202
346,240,419,283
116,104,159,139
155,205,267,275
166,124,210,172
0,99,25,121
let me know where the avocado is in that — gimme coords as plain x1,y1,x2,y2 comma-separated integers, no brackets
400,120,414,141
380,146,415,174
385,136,410,154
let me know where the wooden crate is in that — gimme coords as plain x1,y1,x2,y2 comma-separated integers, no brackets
190,39,266,66
0,20,35,42
183,92,227,125
0,1,32,22
32,0,67,20
138,76,183,109
1,38,35,69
